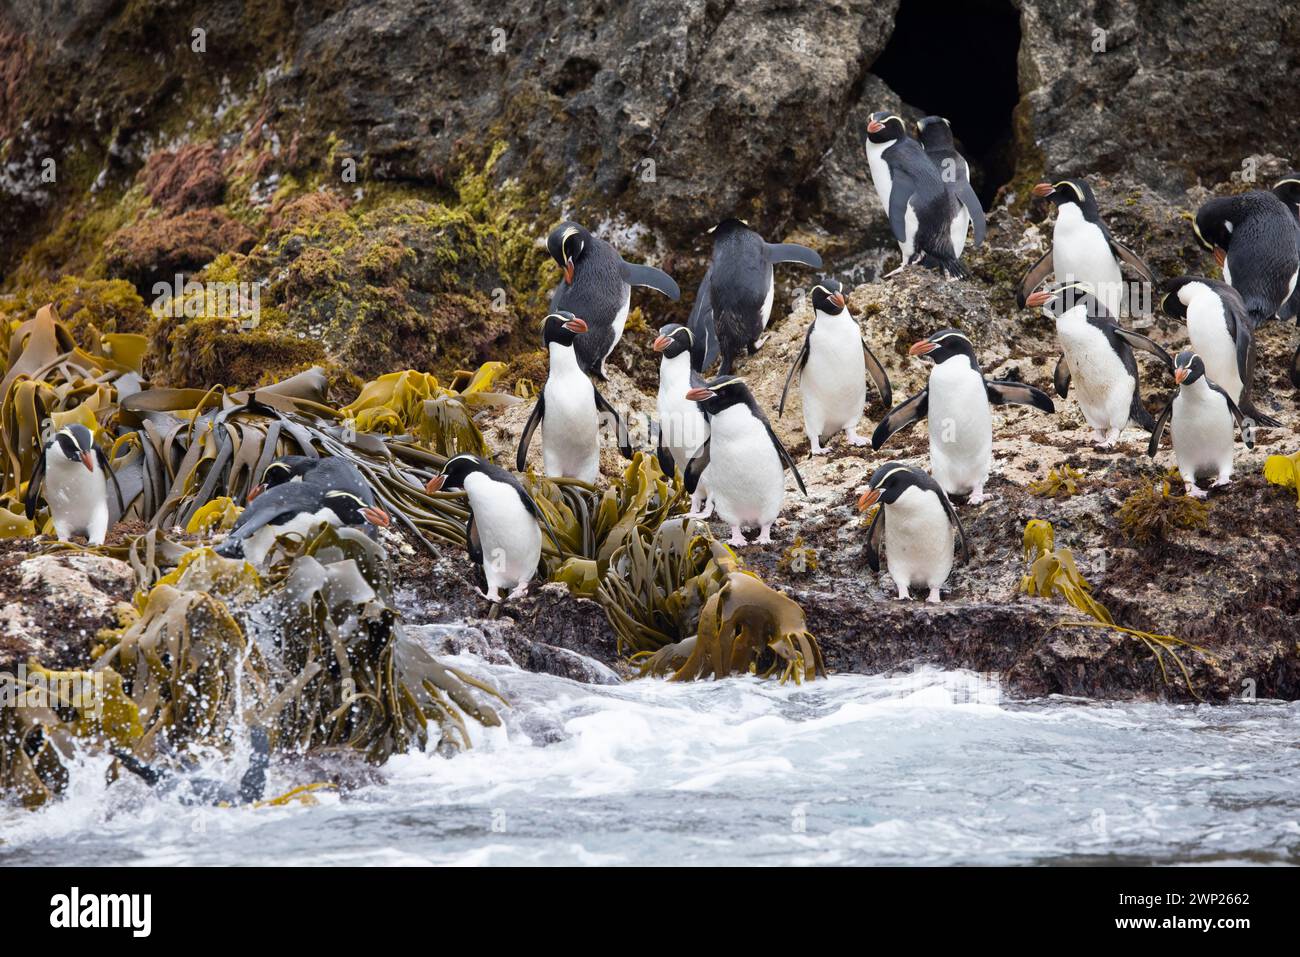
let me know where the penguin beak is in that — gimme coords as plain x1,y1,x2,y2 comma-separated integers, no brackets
564,257,575,285
856,488,881,511
1174,368,1188,384
1031,182,1054,198
685,387,715,402
830,293,847,310
867,119,884,134
247,483,266,501
80,452,95,472
361,506,391,528
563,316,588,334
909,339,937,357
652,335,673,352
1213,247,1227,268
1025,290,1055,308
425,475,446,494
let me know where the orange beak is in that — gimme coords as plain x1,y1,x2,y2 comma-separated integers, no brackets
830,292,847,310
909,339,937,357
1025,290,1054,308
1174,368,1188,384
1032,182,1054,198
425,474,446,494
856,488,881,511
564,258,575,285
564,316,588,334
653,335,673,352
1213,247,1227,268
361,506,391,528
247,483,266,501
80,452,95,472
685,387,714,402
867,119,884,134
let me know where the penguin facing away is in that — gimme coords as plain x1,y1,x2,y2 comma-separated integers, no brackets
516,311,634,484
778,278,893,454
871,329,1054,504
547,221,680,379
1147,350,1254,499
652,323,713,517
856,462,969,604
687,218,822,375
1025,282,1169,447
1018,178,1154,319
1193,190,1299,326
1159,276,1281,428
426,454,561,602
25,423,124,545
915,115,987,261
683,375,806,547
1271,173,1300,323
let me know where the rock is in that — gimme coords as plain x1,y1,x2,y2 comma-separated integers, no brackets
104,208,257,292
139,143,226,213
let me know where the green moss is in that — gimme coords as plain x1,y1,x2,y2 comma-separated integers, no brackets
0,274,150,336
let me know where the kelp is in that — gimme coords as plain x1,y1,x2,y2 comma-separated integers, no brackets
1028,464,1085,499
1020,519,1209,697
1263,451,1300,505
1117,473,1210,545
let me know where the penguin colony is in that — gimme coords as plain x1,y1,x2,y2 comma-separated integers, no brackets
25,113,1299,606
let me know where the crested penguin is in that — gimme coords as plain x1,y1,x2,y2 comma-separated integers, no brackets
1193,190,1299,326
1272,174,1300,322
25,423,124,545
652,323,712,516
517,311,634,483
1018,178,1154,319
687,218,822,375
547,221,680,379
857,462,968,603
1025,282,1169,447
778,278,893,454
1148,350,1254,499
247,454,319,500
683,375,806,546
1160,276,1281,427
426,454,560,602
864,111,981,278
871,329,1054,504
916,115,987,261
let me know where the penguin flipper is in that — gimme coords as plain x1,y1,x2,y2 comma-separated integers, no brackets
1017,249,1054,308
516,395,545,472
237,726,270,805
1113,328,1173,371
887,177,916,245
940,491,970,565
955,180,986,245
1235,321,1282,428
621,261,680,301
654,421,676,479
763,243,823,270
985,380,1055,414
684,440,710,495
1147,400,1173,458
764,420,807,496
24,450,46,521
97,446,127,520
1129,387,1157,433
687,267,720,372
778,327,813,416
465,513,483,566
1109,237,1155,287
1219,391,1254,449
862,339,893,408
871,389,929,451
593,387,634,459
1053,356,1071,398
865,504,884,573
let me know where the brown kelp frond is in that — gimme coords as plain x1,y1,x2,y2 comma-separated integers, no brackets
1028,464,1085,499
1263,451,1300,505
1019,519,1209,698
1117,473,1210,545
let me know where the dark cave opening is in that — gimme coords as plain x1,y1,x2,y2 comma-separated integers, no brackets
871,0,1021,207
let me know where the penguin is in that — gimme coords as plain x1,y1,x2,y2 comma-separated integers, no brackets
871,329,1054,503
1148,350,1254,499
516,311,634,483
1271,174,1300,322
547,221,680,379
1024,282,1170,447
1018,178,1154,318
856,462,968,603
863,110,982,278
246,454,319,500
426,454,561,603
1159,276,1281,427
25,424,124,545
112,726,270,805
916,115,987,261
652,323,712,516
687,218,822,375
778,278,893,454
1193,190,1299,326
683,375,806,546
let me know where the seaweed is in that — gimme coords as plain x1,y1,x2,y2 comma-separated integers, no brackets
1263,451,1300,505
1117,473,1210,545
1028,464,1085,499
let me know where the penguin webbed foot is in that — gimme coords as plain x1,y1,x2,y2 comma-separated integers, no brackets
726,527,749,547
1211,474,1232,489
844,429,870,448
755,525,773,545
926,588,942,604
1184,483,1209,500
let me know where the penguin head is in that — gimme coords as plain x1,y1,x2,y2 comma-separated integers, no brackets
248,456,316,501
909,328,976,367
706,218,751,237
652,323,693,359
321,489,390,529
546,222,590,285
541,310,588,348
856,462,924,510
915,116,954,150
53,424,96,472
1159,276,1215,321
1273,174,1300,210
1031,178,1094,211
810,279,848,317
1192,199,1232,261
685,375,751,416
865,111,907,144
1172,350,1207,387
1024,281,1111,320
425,454,486,494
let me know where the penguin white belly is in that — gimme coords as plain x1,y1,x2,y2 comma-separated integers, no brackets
608,285,631,361
45,455,109,543
708,405,784,528
541,372,600,483
926,361,992,496
900,203,918,261
1172,385,1234,482
883,486,955,591
1053,207,1124,316
1222,259,1231,286
759,275,774,331
465,473,541,592
1185,305,1243,401
800,317,866,439
243,507,340,568
1056,318,1134,433
657,357,710,474
950,206,970,260
865,141,892,216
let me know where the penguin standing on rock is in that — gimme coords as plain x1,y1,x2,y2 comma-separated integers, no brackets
1148,351,1254,499
778,278,893,454
26,424,124,545
916,115,986,262
687,218,822,375
517,312,634,483
1160,277,1281,427
1193,190,1299,326
547,221,680,379
683,376,806,547
652,323,712,516
1018,178,1154,318
857,462,968,604
426,454,560,603
871,329,1054,504
1025,283,1170,447
864,111,981,278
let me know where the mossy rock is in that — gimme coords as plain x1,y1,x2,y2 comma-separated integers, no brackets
0,275,150,336
149,317,325,390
